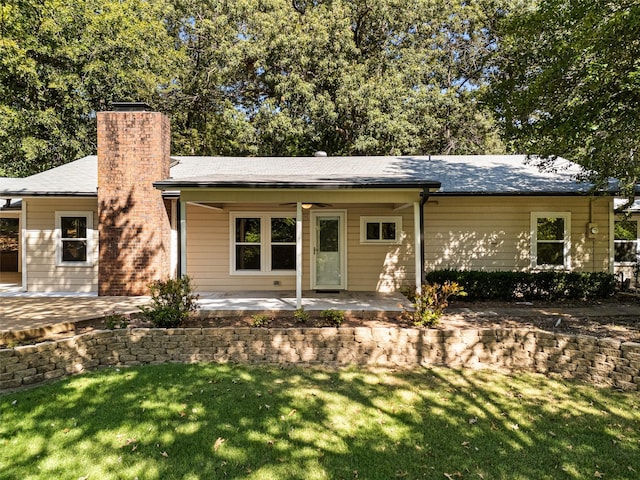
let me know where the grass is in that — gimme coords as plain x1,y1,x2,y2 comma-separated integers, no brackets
1,365,639,480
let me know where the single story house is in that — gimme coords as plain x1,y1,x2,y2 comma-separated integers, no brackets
0,104,623,305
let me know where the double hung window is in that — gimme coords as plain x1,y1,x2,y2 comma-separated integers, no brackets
531,212,570,269
614,219,638,263
55,211,93,266
232,213,296,273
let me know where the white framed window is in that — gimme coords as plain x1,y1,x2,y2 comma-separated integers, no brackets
55,211,93,266
230,213,296,274
531,212,571,270
614,219,638,264
360,216,402,244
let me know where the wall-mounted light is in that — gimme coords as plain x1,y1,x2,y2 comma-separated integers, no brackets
301,203,313,209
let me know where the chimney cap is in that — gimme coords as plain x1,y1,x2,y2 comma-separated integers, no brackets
110,102,153,112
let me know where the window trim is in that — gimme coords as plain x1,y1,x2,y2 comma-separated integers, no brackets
55,211,94,267
614,218,639,265
229,212,297,275
530,212,571,270
359,216,403,244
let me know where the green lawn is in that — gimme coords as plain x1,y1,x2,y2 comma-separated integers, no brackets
1,364,639,480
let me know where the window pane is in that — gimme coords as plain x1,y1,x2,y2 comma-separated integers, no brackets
61,217,87,239
235,218,260,243
272,245,296,270
537,217,564,241
366,222,380,240
615,220,637,241
62,240,87,262
236,245,260,270
615,242,637,263
271,218,295,243
319,218,339,252
537,242,564,266
381,222,396,240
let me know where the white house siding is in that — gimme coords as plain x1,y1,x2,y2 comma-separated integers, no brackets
185,203,417,292
423,196,612,273
25,198,99,292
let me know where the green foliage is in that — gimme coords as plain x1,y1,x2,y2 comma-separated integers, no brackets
104,311,130,330
251,314,271,328
424,269,616,301
293,308,310,323
1,0,510,176
406,282,467,327
138,276,198,328
489,0,640,197
320,309,345,327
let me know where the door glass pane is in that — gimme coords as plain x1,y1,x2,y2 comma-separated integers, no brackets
272,245,296,270
319,218,339,252
235,218,260,243
236,245,261,270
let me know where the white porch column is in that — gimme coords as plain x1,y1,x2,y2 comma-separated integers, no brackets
180,200,187,278
296,202,303,309
21,199,27,292
413,201,422,295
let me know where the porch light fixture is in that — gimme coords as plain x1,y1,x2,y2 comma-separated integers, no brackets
301,203,313,209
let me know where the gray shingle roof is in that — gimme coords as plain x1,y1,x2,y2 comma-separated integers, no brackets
0,154,604,197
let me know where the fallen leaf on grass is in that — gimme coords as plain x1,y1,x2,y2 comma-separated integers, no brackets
444,472,463,479
161,451,169,458
468,417,478,425
214,437,226,452
594,472,604,478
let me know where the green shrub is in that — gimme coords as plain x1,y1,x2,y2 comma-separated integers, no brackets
138,276,199,328
251,314,271,327
294,308,310,323
104,311,130,330
424,269,616,301
320,309,345,327
406,282,466,327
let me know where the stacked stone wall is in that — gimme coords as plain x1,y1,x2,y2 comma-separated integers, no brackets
2,328,639,392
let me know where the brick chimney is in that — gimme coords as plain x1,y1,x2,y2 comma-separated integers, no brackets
97,103,171,296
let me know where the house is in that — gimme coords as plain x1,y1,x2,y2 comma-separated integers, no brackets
0,104,618,306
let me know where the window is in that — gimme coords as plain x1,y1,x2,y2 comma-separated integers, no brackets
231,213,296,274
360,216,402,244
55,211,93,266
614,219,638,263
531,212,570,269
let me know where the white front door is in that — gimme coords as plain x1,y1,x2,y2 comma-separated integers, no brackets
311,211,346,290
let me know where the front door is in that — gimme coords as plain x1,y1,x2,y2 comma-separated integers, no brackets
311,211,346,290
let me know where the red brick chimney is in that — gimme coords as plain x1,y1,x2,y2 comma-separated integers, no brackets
97,103,171,296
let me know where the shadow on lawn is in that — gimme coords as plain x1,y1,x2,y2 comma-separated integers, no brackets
1,365,639,479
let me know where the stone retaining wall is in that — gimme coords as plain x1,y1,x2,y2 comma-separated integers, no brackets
2,327,640,391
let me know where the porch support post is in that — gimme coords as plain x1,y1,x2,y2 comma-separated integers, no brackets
179,199,187,278
413,201,422,295
296,202,303,309
20,199,27,292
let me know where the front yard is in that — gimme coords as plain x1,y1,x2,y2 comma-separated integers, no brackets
1,364,639,479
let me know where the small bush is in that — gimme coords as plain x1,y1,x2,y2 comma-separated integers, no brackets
138,276,199,328
251,314,271,327
294,308,310,323
104,311,130,330
406,282,466,327
320,309,345,327
424,269,615,301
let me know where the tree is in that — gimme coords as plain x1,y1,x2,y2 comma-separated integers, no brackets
490,0,640,197
0,0,180,176
167,0,508,157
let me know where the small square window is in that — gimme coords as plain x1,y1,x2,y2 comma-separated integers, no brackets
531,212,570,270
614,220,638,263
55,211,93,266
360,216,402,244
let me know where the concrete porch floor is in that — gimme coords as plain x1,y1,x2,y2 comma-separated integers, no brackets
0,290,411,336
